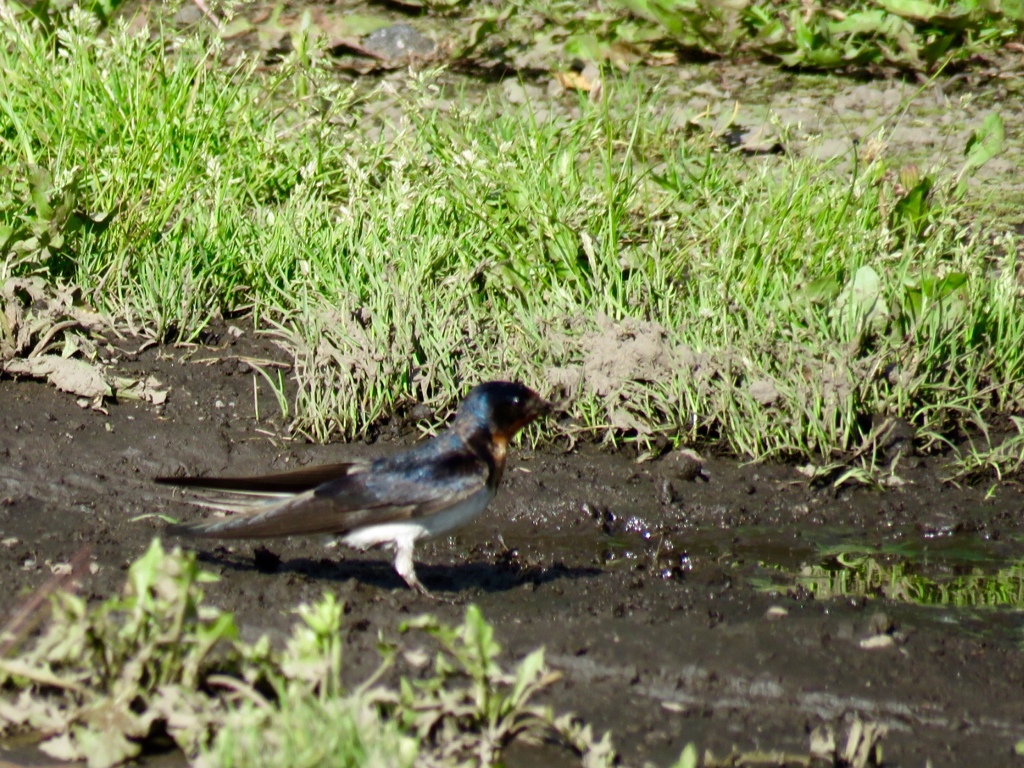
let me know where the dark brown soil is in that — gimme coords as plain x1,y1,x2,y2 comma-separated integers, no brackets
3,330,1024,767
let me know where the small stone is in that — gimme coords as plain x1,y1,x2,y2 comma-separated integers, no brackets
660,449,709,483
859,634,895,650
363,24,435,61
867,611,894,635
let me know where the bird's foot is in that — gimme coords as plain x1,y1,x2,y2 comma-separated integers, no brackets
405,576,457,604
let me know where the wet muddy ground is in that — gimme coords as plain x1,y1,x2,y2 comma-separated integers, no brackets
3,328,1024,767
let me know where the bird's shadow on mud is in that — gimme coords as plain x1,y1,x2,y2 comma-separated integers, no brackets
196,547,601,595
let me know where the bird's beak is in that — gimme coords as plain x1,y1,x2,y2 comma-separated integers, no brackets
505,392,553,436
529,393,555,419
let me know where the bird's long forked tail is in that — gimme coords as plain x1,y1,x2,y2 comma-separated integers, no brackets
157,460,367,539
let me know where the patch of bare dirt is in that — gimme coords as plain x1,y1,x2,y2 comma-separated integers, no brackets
3,328,1024,766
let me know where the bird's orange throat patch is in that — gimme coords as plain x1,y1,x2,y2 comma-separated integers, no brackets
494,412,538,444
492,435,508,463
489,435,509,486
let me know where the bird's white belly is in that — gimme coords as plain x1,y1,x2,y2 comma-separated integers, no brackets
340,486,496,551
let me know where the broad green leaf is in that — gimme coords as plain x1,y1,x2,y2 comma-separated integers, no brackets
797,275,841,306
296,592,343,636
220,17,254,39
127,538,166,601
830,10,889,34
792,12,816,50
903,273,968,322
807,45,843,67
832,266,889,333
964,113,1005,171
957,113,1005,197
74,724,142,768
27,166,53,219
510,647,547,704
1003,0,1024,20
881,0,941,20
196,611,240,644
892,177,933,235
926,272,968,299
921,30,956,64
462,604,500,672
670,742,699,768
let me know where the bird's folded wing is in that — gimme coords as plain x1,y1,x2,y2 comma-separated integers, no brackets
164,450,488,539
155,461,365,495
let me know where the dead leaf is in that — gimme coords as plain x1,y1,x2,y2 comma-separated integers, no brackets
1,277,109,361
110,375,168,405
842,719,888,768
220,16,254,39
38,733,81,762
4,356,111,398
554,62,601,93
809,724,836,760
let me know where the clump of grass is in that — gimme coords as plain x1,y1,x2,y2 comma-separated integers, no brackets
1,8,1021,463
946,416,1024,483
0,540,619,768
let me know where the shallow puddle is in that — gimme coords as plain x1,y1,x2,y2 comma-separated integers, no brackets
712,527,1024,645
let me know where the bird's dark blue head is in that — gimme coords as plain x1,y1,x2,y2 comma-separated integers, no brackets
454,381,550,442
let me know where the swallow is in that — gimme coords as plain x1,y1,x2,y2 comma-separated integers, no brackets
157,381,550,596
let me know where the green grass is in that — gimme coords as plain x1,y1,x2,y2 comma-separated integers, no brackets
0,541,622,768
1,7,1022,469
